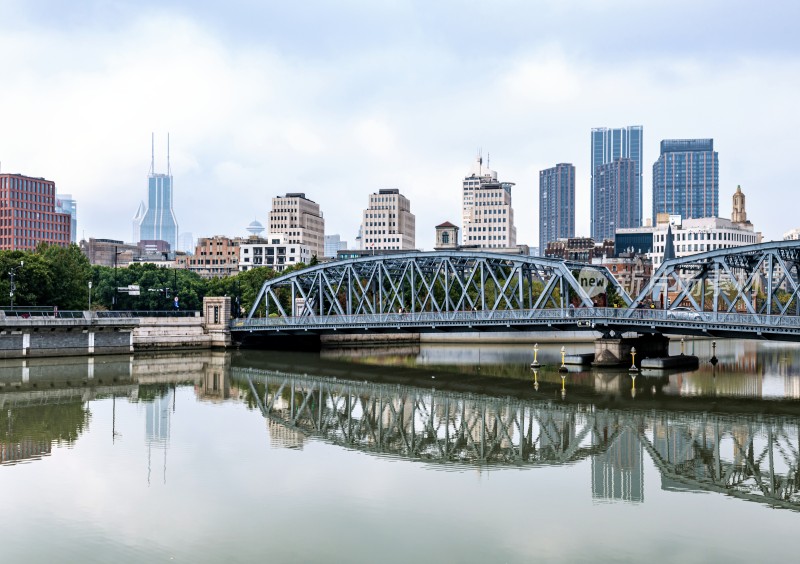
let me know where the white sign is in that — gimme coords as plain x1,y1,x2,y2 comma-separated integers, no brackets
577,267,608,298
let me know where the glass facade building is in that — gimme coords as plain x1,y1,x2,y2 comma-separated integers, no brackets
591,126,643,237
538,163,575,255
652,139,718,220
592,158,639,242
55,194,77,243
139,172,179,251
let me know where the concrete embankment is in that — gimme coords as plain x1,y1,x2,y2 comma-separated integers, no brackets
0,297,232,359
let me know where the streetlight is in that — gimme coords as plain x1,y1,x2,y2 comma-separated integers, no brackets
630,346,638,372
88,281,93,313
8,260,23,310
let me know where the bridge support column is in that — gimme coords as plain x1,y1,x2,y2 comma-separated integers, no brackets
593,334,669,367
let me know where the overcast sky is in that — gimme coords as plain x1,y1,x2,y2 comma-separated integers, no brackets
1,0,798,251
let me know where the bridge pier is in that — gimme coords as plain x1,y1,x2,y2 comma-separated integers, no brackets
593,333,669,367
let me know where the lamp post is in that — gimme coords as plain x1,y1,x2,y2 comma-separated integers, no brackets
531,343,540,368
8,260,23,310
88,281,93,313
680,336,685,356
630,346,638,372
113,245,118,310
559,345,567,372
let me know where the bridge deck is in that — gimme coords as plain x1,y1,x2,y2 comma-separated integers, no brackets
232,307,800,340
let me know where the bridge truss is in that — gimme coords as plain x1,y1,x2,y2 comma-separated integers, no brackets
247,252,629,320
631,240,800,316
236,368,800,510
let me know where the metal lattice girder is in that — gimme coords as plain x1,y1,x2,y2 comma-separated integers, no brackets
236,367,800,510
628,240,800,316
248,251,630,320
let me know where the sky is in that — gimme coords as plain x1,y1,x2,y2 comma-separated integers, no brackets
1,0,798,251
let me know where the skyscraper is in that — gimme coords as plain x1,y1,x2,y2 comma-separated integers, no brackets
360,189,415,251
538,163,575,255
652,139,718,220
137,135,179,251
462,155,516,249
55,194,77,243
592,158,639,242
268,193,325,258
591,126,643,236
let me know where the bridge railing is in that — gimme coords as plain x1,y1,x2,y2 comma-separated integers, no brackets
231,306,800,331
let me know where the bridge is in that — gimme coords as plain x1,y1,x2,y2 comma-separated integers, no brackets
233,242,800,340
235,367,800,510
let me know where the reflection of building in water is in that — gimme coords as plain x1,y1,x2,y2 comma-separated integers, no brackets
144,389,173,485
785,377,800,400
268,420,307,450
195,354,242,403
145,392,171,446
664,370,762,398
0,439,51,465
592,428,644,503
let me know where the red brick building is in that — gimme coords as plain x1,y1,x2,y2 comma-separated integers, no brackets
0,173,71,250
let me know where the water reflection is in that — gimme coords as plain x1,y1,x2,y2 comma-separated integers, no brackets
235,365,800,511
0,346,798,515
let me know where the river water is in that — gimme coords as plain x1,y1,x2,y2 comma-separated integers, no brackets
0,338,798,563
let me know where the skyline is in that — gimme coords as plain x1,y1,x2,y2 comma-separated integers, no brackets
1,1,798,250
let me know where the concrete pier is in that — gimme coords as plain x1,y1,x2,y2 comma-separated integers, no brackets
593,334,670,367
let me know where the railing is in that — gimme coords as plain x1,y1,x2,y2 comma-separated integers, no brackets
1,308,86,319
94,310,199,318
231,307,800,333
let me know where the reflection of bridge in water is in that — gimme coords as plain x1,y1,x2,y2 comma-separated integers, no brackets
236,368,800,511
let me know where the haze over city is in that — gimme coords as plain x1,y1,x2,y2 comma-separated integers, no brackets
1,0,797,250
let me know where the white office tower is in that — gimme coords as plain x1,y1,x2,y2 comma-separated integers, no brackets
268,193,325,259
360,189,415,251
462,154,516,248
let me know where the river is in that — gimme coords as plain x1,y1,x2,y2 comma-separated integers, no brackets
0,338,798,562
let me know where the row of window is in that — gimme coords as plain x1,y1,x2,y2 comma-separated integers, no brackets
655,231,754,242
0,177,54,194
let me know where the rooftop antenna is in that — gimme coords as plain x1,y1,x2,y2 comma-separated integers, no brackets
167,132,171,176
487,152,490,170
149,132,155,175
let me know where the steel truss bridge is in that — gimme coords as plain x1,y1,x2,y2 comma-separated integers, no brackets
233,243,800,340
235,368,800,511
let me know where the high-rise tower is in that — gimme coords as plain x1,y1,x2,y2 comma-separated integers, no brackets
462,154,516,249
360,189,415,251
592,158,639,242
591,126,643,237
137,134,179,251
652,139,718,220
538,164,575,255
268,193,325,258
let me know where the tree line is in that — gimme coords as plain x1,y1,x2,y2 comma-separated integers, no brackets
0,244,313,314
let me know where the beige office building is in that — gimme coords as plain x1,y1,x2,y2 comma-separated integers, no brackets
361,189,415,251
268,193,325,258
462,156,516,249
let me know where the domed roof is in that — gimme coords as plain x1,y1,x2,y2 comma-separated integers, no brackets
246,220,265,235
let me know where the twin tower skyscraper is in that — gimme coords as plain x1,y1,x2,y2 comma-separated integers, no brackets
539,126,720,254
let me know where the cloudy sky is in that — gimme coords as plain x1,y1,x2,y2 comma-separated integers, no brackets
1,0,798,251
